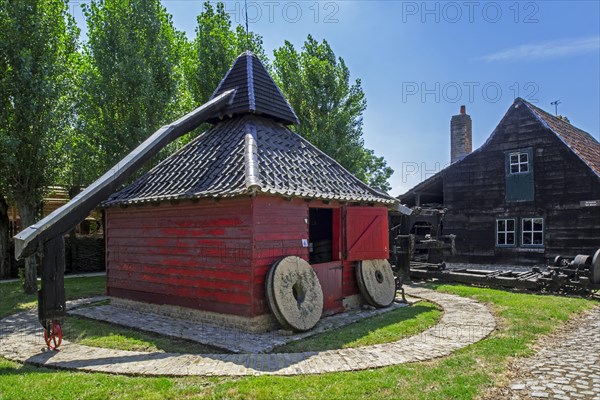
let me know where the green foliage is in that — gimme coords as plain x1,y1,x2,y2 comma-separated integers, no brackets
0,0,79,293
81,0,181,172
53,50,99,191
273,35,393,191
0,0,78,207
186,1,236,106
357,148,395,192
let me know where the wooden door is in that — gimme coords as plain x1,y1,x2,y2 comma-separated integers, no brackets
345,207,389,261
312,261,344,316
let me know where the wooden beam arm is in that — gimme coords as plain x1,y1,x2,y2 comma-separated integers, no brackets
14,89,236,259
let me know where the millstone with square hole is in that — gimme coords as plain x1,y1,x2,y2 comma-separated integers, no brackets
266,256,323,331
356,259,396,307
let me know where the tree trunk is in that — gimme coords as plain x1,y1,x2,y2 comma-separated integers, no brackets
0,195,10,279
17,202,38,294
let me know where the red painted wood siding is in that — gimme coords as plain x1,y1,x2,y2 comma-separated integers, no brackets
251,196,309,316
345,207,389,261
342,260,360,298
106,196,387,320
106,198,254,317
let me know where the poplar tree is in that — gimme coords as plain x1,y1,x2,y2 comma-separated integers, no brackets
81,0,180,171
273,35,393,191
0,0,79,292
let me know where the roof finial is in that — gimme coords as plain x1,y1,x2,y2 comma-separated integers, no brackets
550,99,561,116
244,0,249,50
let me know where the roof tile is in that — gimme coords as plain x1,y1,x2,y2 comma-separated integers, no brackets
521,100,600,177
104,115,394,206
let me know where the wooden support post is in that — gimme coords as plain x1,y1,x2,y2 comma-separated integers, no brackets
396,234,414,282
38,235,66,326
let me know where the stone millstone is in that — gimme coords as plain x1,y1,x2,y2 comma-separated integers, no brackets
265,260,293,330
356,259,396,308
266,256,323,331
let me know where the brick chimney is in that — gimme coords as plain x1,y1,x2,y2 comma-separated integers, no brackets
450,105,472,163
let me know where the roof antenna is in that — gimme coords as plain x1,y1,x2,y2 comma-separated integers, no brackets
550,100,561,116
244,0,250,50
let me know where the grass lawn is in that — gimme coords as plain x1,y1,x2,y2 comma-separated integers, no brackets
0,278,596,399
273,301,441,353
0,275,107,318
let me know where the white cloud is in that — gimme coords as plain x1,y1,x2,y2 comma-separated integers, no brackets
478,37,600,62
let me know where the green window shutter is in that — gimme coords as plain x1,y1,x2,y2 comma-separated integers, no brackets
505,148,534,202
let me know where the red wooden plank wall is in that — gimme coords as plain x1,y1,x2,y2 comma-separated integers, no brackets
251,196,309,315
106,196,386,320
342,260,359,298
106,198,254,317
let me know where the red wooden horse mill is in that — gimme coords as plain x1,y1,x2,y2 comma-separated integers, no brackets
102,51,399,332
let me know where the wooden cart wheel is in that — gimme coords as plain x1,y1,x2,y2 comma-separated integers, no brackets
44,321,62,350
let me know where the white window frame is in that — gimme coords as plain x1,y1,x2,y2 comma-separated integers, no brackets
522,217,544,246
496,218,516,246
509,152,529,174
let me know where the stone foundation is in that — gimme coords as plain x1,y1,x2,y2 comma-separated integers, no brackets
342,294,365,310
111,294,365,333
111,298,279,333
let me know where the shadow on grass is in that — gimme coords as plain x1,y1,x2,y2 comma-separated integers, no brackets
61,316,229,355
272,302,441,353
0,360,57,376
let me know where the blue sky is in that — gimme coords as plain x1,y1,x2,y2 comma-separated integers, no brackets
69,1,600,196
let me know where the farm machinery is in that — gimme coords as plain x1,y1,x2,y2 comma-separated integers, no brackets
409,249,600,295
388,206,600,296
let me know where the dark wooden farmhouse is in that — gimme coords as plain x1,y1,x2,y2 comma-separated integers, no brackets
400,99,600,265
102,51,396,332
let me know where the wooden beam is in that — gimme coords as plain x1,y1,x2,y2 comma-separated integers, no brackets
38,235,66,325
14,89,236,259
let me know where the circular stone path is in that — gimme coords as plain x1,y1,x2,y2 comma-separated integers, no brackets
0,286,496,376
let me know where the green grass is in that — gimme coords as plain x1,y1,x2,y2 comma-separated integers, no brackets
0,275,106,318
274,301,441,353
1,278,596,400
63,316,226,354
0,276,224,354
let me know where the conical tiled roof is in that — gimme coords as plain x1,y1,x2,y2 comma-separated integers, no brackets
103,115,395,206
104,51,394,206
208,51,300,125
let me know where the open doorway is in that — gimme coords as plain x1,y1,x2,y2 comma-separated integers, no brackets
309,208,340,264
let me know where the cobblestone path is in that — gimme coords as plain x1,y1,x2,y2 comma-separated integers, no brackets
0,286,495,376
490,306,600,400
70,297,413,353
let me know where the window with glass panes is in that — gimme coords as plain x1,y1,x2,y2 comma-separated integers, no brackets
509,152,529,174
522,218,543,246
496,219,516,246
